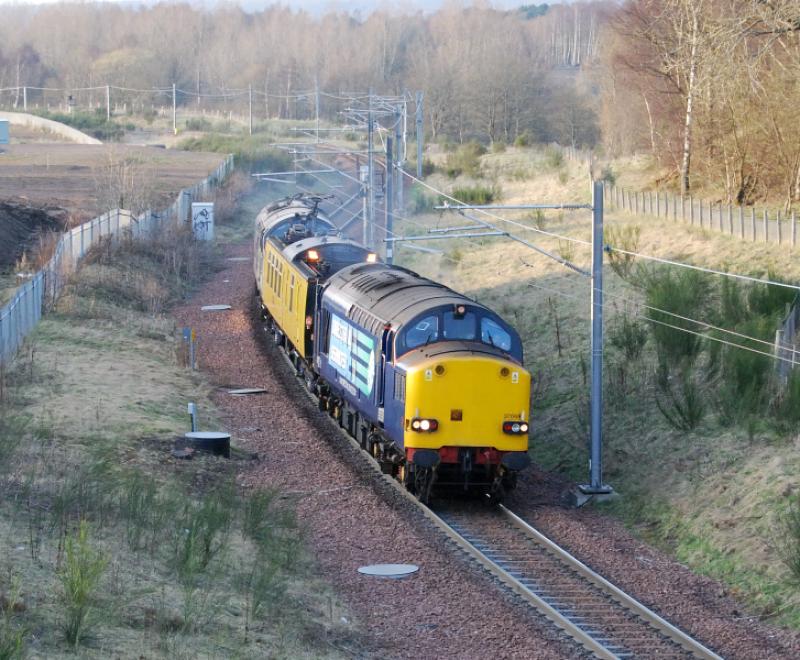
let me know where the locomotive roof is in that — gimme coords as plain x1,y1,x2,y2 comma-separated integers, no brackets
255,197,335,236
282,236,370,262
323,263,486,335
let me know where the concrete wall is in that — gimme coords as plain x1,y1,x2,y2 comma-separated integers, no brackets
0,111,102,145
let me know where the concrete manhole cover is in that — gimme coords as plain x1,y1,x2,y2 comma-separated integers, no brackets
227,388,267,396
357,564,419,579
201,304,232,311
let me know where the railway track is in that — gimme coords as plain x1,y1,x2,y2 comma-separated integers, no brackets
430,502,723,660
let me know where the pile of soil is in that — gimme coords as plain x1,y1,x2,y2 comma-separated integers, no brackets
0,199,67,269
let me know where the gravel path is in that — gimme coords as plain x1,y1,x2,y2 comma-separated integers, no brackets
174,241,800,659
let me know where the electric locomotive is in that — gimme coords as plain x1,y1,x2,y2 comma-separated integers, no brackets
311,263,531,503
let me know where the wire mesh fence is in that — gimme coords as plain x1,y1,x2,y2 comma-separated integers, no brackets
0,154,234,366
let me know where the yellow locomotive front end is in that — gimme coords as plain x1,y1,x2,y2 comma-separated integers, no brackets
396,346,531,497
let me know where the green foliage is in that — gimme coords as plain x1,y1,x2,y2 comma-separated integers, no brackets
609,314,648,361
170,481,236,583
31,109,130,141
491,140,507,153
59,521,108,647
605,225,641,280
654,364,706,431
747,275,796,318
408,185,436,214
448,184,500,205
518,4,550,19
543,145,564,169
514,132,532,148
178,134,290,172
184,117,214,132
600,165,617,185
714,318,773,425
444,141,486,178
644,268,712,365
774,495,800,584
0,576,26,660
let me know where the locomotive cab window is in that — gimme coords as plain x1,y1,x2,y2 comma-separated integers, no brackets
443,311,476,340
481,317,512,351
404,315,439,349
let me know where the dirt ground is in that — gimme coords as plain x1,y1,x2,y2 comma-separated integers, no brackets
0,143,224,220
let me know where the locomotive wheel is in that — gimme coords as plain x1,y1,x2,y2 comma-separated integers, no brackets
488,477,506,505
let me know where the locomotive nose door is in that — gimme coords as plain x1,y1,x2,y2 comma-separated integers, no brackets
378,327,394,412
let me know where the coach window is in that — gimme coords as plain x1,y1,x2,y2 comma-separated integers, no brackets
289,275,295,311
443,311,476,340
481,317,512,351
404,315,439,350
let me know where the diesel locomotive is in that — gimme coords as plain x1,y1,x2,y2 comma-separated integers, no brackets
255,194,531,502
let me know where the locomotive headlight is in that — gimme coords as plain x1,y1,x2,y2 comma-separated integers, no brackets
306,249,320,262
366,252,377,263
502,421,528,435
410,417,438,433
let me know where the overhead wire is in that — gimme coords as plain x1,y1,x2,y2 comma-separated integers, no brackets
283,142,799,367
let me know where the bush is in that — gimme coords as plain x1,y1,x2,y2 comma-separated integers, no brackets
600,166,617,185
409,185,437,214
185,117,214,132
178,134,291,172
543,145,564,169
59,521,107,647
32,109,126,141
444,141,486,178
514,132,532,148
609,314,648,361
714,317,773,425
644,268,712,365
491,140,507,153
448,184,500,205
605,225,641,280
654,363,706,431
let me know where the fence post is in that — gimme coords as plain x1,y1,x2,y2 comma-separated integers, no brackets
739,206,744,239
699,199,704,228
656,191,661,217
764,209,769,243
690,196,694,224
751,207,756,241
728,205,732,235
793,211,797,247
777,210,782,244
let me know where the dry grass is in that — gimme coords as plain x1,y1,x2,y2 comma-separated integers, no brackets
0,223,355,657
397,145,800,627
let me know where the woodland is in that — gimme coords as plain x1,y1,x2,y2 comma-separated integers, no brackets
0,0,798,206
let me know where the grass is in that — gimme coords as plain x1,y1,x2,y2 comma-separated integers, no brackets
394,143,800,629
0,180,353,657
